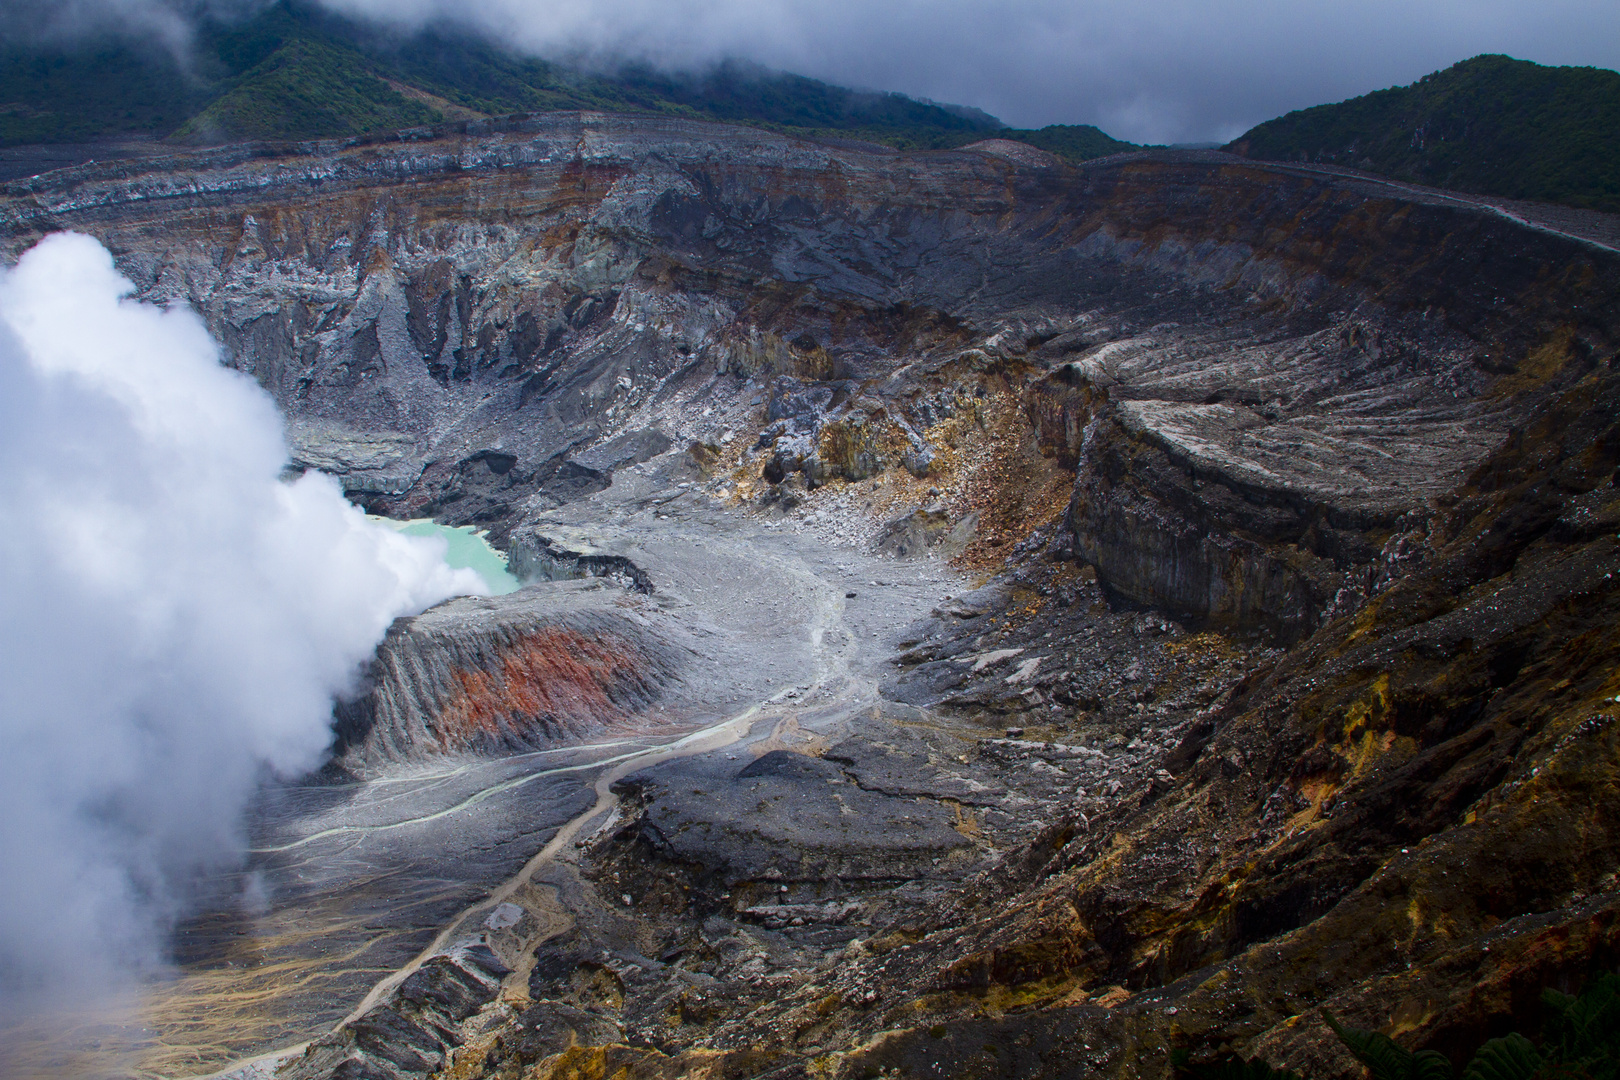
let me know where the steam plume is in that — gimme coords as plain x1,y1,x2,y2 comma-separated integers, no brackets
0,234,481,1023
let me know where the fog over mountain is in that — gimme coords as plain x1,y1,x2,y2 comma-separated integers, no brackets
2,0,1615,144
0,234,481,1025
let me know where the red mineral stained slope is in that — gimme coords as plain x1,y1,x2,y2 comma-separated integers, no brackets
433,627,656,751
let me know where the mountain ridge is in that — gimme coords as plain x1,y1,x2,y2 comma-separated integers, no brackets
0,0,1135,165
1228,54,1620,213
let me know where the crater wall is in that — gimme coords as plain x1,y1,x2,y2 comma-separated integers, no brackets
4,115,1616,635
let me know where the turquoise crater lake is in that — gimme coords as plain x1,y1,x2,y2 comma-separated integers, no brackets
383,519,522,595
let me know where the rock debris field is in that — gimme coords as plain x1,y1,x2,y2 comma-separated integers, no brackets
1,112,1617,1080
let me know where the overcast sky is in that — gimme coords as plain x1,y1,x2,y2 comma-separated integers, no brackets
9,0,1620,158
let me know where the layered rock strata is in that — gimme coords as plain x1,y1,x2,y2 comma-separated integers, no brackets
332,586,685,770
4,117,1614,638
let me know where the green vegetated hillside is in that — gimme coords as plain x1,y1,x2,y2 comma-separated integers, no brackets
1229,55,1620,213
0,0,1134,162
0,44,201,144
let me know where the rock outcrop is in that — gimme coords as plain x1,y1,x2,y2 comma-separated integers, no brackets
332,587,684,771
506,527,656,594
280,942,512,1080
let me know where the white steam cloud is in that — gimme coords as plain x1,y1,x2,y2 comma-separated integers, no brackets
0,234,481,1015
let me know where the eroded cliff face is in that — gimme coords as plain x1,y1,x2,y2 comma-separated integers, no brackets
768,362,1620,1080
9,114,1620,1080
5,118,1613,637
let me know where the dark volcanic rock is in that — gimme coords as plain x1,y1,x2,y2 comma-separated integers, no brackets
505,529,656,594
612,745,971,890
1067,410,1360,642
12,114,1620,1080
281,943,510,1080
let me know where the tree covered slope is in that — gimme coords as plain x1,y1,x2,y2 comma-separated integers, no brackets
0,1,1134,162
1228,55,1620,213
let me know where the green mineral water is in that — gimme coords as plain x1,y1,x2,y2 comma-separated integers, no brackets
385,518,522,595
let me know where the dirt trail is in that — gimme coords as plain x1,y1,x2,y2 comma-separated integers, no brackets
338,705,764,1026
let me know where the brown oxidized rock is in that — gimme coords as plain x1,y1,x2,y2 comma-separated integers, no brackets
331,591,681,770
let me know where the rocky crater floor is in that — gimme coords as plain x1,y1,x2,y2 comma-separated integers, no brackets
5,113,1620,1080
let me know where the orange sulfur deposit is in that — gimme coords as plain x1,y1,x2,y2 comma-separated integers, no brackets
434,627,659,751
330,597,685,769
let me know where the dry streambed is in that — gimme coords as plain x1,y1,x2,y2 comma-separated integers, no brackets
107,453,973,1080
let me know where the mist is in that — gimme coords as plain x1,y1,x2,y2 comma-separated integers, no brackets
0,0,195,54
314,0,1620,143
0,234,482,1025
3,0,1614,145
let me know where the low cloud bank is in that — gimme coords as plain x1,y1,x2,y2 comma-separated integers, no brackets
313,0,1620,143
2,0,1614,145
0,234,481,1023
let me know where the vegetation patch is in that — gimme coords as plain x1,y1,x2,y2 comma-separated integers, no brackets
1230,55,1620,213
1176,971,1620,1080
0,0,1137,162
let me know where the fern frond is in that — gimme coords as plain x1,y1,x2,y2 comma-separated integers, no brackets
1541,989,1577,1015
1325,1011,1422,1080
1560,975,1620,1060
1463,1033,1543,1080
1413,1049,1457,1080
